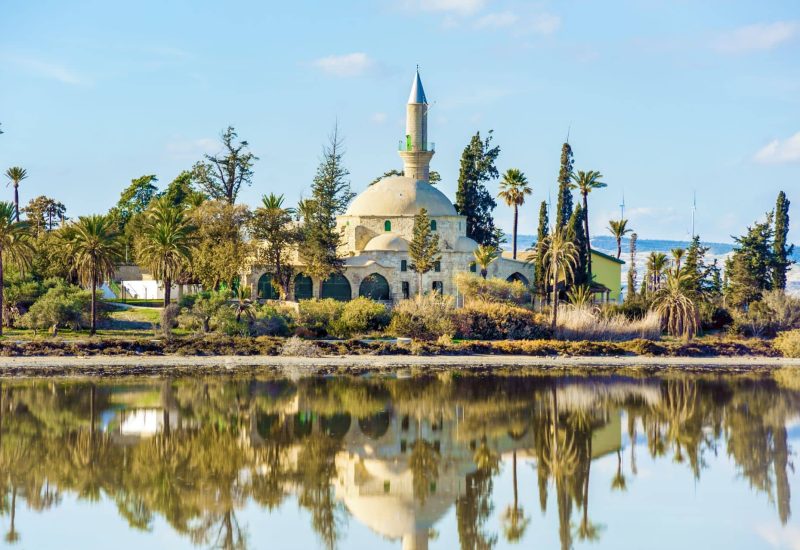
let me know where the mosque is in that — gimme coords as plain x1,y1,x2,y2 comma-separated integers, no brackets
247,70,534,302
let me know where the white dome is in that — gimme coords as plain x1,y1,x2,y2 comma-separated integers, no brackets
364,233,410,252
346,176,457,217
454,236,479,252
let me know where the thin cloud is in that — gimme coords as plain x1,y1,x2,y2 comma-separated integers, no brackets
3,54,85,85
474,11,518,29
370,112,388,124
754,131,800,164
403,0,488,16
713,21,798,53
474,10,560,35
165,137,217,160
312,52,375,77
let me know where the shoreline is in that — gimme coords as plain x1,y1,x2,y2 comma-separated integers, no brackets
0,353,798,378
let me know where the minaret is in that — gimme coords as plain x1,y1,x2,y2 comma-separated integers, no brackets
399,68,434,182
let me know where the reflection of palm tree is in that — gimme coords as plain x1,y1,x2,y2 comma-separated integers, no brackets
502,450,530,543
611,449,627,492
4,485,19,544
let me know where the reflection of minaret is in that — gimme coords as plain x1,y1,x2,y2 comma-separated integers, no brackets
399,68,434,182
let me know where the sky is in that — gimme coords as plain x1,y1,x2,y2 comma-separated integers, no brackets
1,0,799,243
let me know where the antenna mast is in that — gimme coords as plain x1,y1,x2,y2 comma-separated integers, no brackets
620,191,626,220
691,191,697,238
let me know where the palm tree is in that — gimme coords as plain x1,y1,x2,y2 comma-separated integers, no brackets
537,227,579,330
0,202,33,336
65,215,122,334
671,247,685,272
497,169,532,259
607,219,631,259
646,252,669,292
652,269,701,340
137,199,195,307
569,170,607,280
473,244,499,279
4,167,27,222
502,450,530,542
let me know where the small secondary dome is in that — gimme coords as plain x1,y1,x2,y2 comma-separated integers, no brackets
345,176,457,217
364,233,409,252
454,236,479,252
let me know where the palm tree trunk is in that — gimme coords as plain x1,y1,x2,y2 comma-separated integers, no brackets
512,206,518,260
13,185,19,223
90,276,97,335
512,450,518,509
583,192,592,282
163,277,171,308
551,275,559,330
0,251,4,337
616,237,622,259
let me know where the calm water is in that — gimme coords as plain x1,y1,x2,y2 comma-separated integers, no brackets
0,373,798,549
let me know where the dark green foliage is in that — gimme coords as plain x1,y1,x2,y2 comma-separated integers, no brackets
453,303,550,340
299,127,354,290
626,233,637,302
332,297,391,337
455,131,500,247
534,200,549,298
191,126,258,204
250,193,299,298
19,283,103,331
409,208,441,288
23,195,66,234
567,205,589,287
772,191,793,290
683,235,720,296
555,142,574,229
370,169,441,185
111,175,158,229
726,215,774,309
160,171,195,208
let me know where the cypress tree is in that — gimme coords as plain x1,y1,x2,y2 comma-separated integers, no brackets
299,127,355,294
726,215,774,309
534,200,549,300
567,204,588,287
773,191,793,290
626,232,637,302
555,142,574,230
455,131,501,247
409,208,441,295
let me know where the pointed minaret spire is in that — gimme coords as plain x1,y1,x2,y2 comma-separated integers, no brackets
399,67,434,182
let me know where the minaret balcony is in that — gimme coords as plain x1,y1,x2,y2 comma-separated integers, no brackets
398,140,435,153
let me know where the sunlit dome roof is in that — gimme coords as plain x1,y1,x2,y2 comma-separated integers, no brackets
364,233,410,252
345,176,457,217
454,236,478,252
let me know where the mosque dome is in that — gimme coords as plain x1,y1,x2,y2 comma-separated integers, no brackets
454,236,479,253
364,232,410,252
345,176,458,217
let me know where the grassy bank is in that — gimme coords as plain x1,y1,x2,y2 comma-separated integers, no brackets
0,334,780,358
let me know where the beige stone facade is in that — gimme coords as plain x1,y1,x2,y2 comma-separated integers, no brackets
246,70,533,302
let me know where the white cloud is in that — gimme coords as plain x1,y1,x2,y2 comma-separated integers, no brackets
3,54,85,85
370,112,387,124
165,137,217,159
474,11,560,35
754,132,800,164
754,523,800,550
474,11,518,29
403,0,488,15
713,21,798,53
312,52,374,77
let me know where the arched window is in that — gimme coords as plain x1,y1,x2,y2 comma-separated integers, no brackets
257,273,278,300
321,273,352,301
294,273,313,300
359,273,391,301
469,262,477,273
384,220,392,232
400,259,408,272
430,220,437,231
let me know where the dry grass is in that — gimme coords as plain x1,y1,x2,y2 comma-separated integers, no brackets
556,306,661,341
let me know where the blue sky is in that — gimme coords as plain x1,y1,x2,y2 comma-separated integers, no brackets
1,0,798,243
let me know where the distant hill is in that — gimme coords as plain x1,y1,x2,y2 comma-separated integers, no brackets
511,234,736,256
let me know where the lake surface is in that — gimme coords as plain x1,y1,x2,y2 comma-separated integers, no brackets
0,373,798,549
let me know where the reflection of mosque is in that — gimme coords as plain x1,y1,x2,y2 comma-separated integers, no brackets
105,383,661,550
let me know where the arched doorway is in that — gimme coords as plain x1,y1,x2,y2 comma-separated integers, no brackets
359,273,390,301
507,272,529,286
257,273,278,300
294,274,313,300
321,274,351,301
358,411,391,440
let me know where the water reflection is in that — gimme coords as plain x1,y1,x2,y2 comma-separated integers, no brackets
0,374,797,549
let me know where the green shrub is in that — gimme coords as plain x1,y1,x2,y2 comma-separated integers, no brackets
774,329,800,358
730,290,800,338
603,300,650,321
331,297,390,338
251,304,294,337
389,293,455,340
453,302,550,340
298,298,345,337
178,290,229,333
455,273,531,305
19,283,101,332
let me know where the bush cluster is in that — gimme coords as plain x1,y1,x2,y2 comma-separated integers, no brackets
455,273,531,305
729,290,800,338
389,293,456,340
774,329,800,358
19,283,103,332
453,302,550,340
